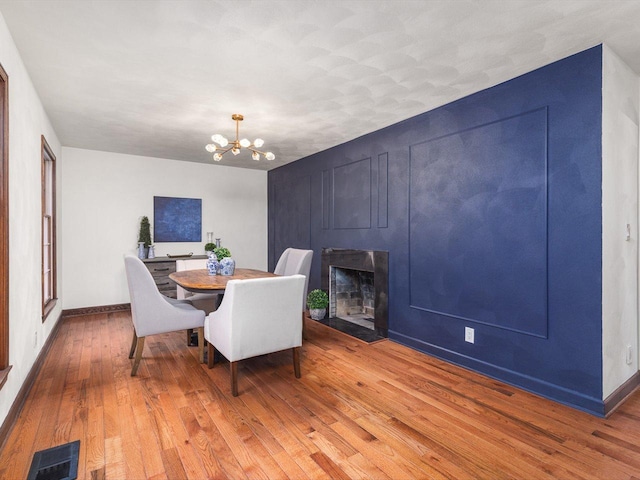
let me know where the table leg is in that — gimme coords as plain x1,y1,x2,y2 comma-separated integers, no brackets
197,327,204,363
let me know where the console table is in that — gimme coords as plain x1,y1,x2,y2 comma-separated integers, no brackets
142,255,207,298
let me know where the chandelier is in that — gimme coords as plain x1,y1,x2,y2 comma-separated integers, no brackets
205,114,275,162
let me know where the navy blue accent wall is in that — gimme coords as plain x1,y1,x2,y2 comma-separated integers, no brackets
268,46,603,415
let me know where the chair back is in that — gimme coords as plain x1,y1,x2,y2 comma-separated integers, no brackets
274,248,313,309
124,255,203,337
176,258,208,299
210,274,305,361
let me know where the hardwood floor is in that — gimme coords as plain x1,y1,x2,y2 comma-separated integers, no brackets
2,312,640,479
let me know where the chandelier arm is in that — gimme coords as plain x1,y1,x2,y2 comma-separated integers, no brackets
248,147,268,156
217,146,234,155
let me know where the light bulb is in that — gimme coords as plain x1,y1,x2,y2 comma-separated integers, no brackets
232,147,240,155
211,134,221,143
252,151,260,161
265,152,275,161
205,144,216,153
213,153,222,161
219,137,229,147
254,138,264,148
239,138,251,148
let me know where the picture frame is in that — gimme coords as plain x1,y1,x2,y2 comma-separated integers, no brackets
153,196,202,242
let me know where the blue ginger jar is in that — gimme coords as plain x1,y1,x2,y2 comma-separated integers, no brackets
206,252,219,276
219,257,236,276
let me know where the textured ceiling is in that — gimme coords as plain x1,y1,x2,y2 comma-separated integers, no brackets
0,0,639,171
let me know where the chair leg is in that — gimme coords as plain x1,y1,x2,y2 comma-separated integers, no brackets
230,361,238,397
293,346,301,378
197,327,205,363
128,331,138,359
187,328,193,345
302,312,307,341
131,337,145,376
207,343,216,369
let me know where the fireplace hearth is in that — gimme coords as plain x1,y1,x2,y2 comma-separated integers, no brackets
321,248,388,341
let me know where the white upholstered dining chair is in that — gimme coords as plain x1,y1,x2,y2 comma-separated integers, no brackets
175,258,219,314
274,248,313,336
204,274,306,396
124,255,206,375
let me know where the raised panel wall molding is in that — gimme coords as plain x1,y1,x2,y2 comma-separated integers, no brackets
408,107,549,338
378,153,389,228
322,169,330,230
273,175,311,254
332,157,372,230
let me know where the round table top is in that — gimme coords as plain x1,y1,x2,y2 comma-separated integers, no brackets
169,268,278,293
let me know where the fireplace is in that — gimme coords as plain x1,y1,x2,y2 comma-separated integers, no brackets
321,248,388,338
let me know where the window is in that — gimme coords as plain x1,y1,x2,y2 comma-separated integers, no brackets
0,63,9,388
42,136,56,320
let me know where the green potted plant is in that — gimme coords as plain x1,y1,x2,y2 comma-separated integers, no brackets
307,289,329,320
213,246,231,260
137,216,152,259
204,242,216,254
213,246,235,275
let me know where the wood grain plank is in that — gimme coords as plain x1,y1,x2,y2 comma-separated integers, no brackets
160,447,188,480
128,376,166,477
116,403,147,479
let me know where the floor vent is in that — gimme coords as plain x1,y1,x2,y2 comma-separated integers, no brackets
27,440,80,480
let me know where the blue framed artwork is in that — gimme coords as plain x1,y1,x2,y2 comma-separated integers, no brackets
153,196,202,242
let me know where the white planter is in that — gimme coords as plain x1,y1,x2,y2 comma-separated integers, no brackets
309,308,326,320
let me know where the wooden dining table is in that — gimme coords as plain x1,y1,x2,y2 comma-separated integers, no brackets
169,268,278,294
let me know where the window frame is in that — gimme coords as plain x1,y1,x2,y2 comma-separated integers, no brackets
0,62,10,388
41,135,57,321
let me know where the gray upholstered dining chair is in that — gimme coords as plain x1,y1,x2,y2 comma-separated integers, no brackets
274,248,313,336
175,258,219,314
124,254,206,375
204,274,306,396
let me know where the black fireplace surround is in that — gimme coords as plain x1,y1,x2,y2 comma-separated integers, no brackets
321,248,389,337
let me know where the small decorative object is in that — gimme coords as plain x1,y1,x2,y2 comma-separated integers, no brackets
205,232,215,253
137,242,145,260
138,216,152,259
148,245,155,259
215,237,221,248
307,289,329,321
206,252,219,276
219,257,236,276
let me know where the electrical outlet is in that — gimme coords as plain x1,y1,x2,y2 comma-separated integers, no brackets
626,345,633,365
465,327,474,344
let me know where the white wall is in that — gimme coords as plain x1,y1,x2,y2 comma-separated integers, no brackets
60,147,268,309
602,45,640,399
0,12,62,427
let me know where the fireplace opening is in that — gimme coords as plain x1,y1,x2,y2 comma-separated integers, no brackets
321,248,388,342
330,267,375,330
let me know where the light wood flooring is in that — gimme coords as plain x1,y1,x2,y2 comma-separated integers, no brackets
1,311,640,479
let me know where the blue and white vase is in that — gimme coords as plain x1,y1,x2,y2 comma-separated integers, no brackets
219,257,236,276
206,252,219,276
